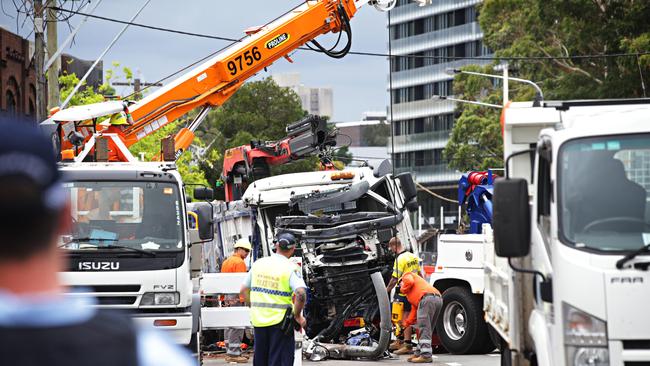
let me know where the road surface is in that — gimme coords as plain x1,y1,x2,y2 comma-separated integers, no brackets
204,352,501,365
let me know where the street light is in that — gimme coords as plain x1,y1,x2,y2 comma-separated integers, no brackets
446,67,544,106
431,95,502,109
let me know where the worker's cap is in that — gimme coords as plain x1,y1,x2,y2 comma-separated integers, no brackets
0,121,65,211
109,112,128,126
276,232,298,250
234,239,252,251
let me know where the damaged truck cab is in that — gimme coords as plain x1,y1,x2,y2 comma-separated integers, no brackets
241,163,419,355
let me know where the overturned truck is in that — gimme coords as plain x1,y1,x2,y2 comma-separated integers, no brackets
238,162,420,359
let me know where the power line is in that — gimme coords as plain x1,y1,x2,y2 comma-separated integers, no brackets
51,6,650,62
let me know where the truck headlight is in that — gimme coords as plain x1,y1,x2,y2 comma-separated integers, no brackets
563,302,609,366
140,292,180,306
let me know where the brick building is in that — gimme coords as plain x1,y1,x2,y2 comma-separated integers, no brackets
0,27,37,121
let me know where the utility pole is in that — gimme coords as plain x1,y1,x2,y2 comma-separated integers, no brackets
112,78,162,100
46,5,60,110
34,0,47,121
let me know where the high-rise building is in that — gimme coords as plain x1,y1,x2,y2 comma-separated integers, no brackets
387,0,490,228
272,72,333,118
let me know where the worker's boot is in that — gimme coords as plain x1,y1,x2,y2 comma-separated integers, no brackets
407,355,433,363
389,339,403,351
225,355,249,363
393,343,414,355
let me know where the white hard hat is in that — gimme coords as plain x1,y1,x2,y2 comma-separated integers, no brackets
234,239,252,251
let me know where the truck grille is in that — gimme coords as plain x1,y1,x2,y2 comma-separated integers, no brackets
624,341,650,350
96,296,138,305
69,285,141,293
623,340,650,366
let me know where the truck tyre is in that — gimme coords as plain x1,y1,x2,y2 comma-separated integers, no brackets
436,286,494,354
187,317,203,365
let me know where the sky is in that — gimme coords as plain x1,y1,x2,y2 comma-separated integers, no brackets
0,0,391,122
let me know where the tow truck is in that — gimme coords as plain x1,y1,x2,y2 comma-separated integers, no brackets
429,171,497,355
41,0,429,361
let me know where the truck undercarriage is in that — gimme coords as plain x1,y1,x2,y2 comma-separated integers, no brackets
272,179,406,358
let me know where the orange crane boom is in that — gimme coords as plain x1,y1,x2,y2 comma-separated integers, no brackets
49,0,429,160
51,0,396,159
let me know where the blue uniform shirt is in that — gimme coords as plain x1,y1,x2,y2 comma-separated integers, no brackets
0,291,194,366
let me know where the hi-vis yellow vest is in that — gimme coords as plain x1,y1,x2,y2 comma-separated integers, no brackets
249,256,294,327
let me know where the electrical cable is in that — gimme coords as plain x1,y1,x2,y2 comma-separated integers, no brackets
49,6,650,62
415,181,457,204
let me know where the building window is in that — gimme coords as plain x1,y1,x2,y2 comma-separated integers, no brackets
6,91,16,115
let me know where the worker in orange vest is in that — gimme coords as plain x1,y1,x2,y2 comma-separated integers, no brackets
102,112,130,162
400,272,442,363
221,239,252,363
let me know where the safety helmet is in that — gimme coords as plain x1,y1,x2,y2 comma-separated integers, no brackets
234,239,252,251
109,112,128,126
276,232,297,250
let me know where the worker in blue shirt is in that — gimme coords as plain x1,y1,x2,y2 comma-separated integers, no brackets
0,121,193,366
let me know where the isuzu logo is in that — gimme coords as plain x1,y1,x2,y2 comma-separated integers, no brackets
78,262,120,271
610,276,643,284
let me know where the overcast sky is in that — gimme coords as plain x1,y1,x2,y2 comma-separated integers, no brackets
0,0,390,121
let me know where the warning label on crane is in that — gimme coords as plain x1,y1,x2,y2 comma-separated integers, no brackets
266,33,290,49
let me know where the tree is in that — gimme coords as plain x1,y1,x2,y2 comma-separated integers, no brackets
362,122,390,146
58,73,111,107
129,121,210,189
443,65,503,171
195,77,311,189
444,0,650,170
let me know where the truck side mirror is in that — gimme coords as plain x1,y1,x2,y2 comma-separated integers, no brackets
194,187,214,201
396,173,417,202
493,178,531,257
396,172,418,212
190,202,214,242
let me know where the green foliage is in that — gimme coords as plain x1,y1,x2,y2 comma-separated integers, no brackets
479,0,650,99
129,121,209,188
58,73,105,107
196,77,309,189
361,122,390,146
444,0,650,171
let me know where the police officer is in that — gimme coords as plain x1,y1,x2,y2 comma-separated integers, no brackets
0,121,192,366
385,236,422,355
241,232,307,366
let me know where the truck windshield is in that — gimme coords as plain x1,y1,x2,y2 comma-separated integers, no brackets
59,181,183,251
559,134,650,251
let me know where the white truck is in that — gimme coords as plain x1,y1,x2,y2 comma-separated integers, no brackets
201,162,420,361
56,139,215,361
433,99,650,366
429,232,496,354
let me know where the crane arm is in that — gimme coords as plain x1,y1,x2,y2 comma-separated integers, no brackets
49,0,430,158
223,115,336,201
121,0,364,151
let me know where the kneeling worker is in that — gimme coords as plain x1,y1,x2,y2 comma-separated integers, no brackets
222,239,252,363
400,271,442,363
241,232,307,366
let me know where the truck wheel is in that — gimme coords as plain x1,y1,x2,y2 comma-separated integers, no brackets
187,318,203,365
436,286,493,354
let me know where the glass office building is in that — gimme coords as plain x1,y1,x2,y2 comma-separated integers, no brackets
388,0,490,228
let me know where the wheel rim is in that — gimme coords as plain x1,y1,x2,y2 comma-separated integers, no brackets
443,300,466,341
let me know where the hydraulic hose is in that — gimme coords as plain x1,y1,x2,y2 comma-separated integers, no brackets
316,271,390,359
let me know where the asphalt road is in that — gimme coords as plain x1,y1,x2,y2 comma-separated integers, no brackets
204,352,501,365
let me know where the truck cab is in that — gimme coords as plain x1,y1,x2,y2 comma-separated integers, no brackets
488,100,650,366
57,161,202,348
